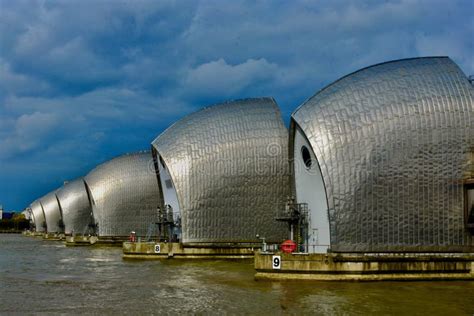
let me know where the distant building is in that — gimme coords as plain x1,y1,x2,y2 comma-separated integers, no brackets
0,211,15,220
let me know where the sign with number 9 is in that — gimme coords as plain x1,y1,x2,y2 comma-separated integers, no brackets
272,255,281,269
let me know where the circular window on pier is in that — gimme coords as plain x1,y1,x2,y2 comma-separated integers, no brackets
301,146,312,169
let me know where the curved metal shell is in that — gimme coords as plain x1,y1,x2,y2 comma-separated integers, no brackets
28,208,35,225
21,209,31,220
56,179,92,235
152,98,289,244
291,57,474,252
84,151,162,237
30,200,46,232
40,191,63,233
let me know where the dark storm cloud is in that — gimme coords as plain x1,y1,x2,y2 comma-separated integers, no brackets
0,0,472,209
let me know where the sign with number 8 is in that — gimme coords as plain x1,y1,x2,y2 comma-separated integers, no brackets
154,244,161,253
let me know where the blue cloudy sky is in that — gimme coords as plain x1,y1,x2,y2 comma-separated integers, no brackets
0,0,473,210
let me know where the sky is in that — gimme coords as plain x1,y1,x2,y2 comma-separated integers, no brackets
0,0,473,211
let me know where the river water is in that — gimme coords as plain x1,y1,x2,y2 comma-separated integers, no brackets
0,235,473,315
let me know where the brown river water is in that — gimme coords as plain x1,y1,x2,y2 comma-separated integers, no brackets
0,234,473,315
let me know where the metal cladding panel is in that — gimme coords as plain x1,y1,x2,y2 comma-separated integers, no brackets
152,98,290,244
292,57,474,252
84,151,162,237
56,179,92,235
30,201,45,232
40,191,63,233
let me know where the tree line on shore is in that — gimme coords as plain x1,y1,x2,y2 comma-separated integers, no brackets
0,214,30,232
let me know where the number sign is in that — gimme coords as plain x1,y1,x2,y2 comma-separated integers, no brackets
154,244,161,253
272,255,281,269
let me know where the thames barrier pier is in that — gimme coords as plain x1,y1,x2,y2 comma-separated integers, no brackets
123,242,255,259
64,235,125,247
122,98,290,259
254,57,474,280
254,252,474,281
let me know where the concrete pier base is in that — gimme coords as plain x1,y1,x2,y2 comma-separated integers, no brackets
123,242,255,259
254,252,474,281
30,232,45,237
43,233,66,241
65,236,125,247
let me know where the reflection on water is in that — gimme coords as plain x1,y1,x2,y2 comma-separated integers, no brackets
0,235,473,314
